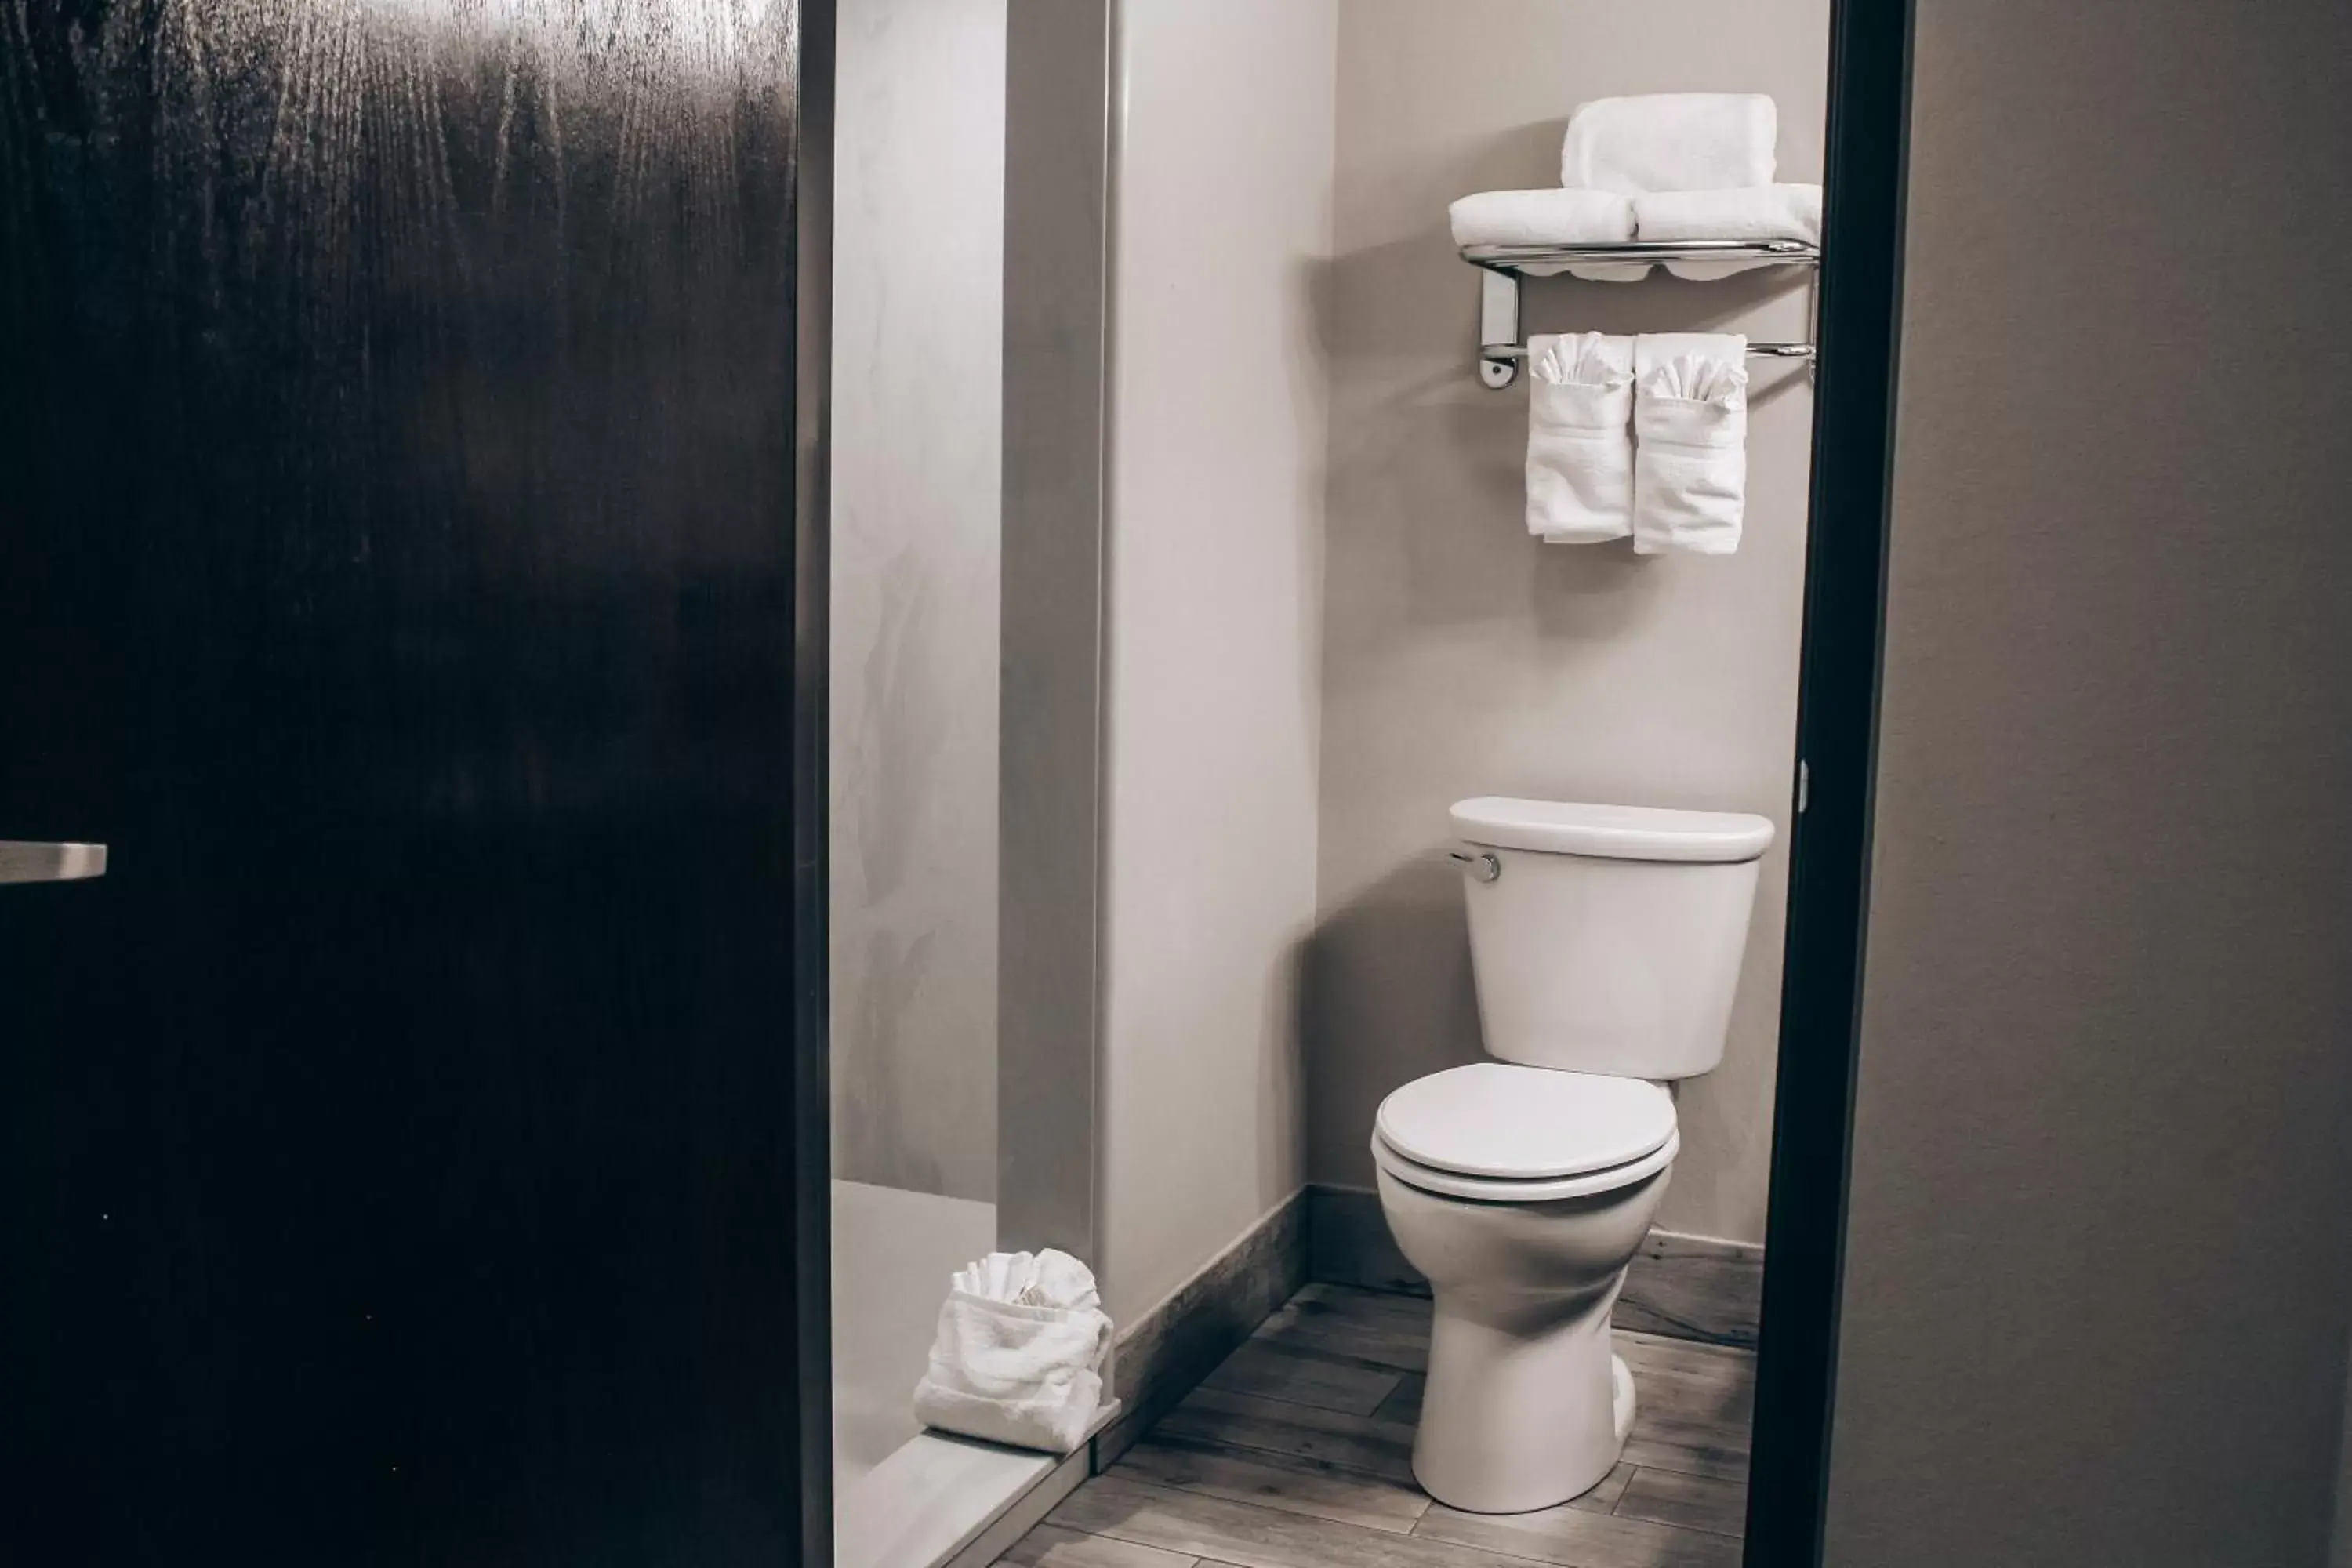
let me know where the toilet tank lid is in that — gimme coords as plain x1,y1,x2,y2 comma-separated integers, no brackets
1450,797,1776,862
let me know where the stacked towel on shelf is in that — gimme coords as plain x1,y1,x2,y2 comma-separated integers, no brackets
1633,183,1822,245
1552,93,1778,279
1450,189,1639,279
1455,94,1789,554
1633,183,1823,276
1449,188,1643,281
912,1249,1112,1455
1632,333,1750,555
1526,332,1636,542
1450,189,1635,250
1561,93,1778,194
1450,96,1813,258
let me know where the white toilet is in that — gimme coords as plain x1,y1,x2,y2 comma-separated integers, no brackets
1373,797,1774,1515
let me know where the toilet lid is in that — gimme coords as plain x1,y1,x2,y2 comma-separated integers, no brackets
1374,1062,1676,1180
1450,797,1775,863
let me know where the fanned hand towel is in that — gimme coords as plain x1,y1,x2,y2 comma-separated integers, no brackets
913,1250,1112,1454
1633,335,1749,555
1526,332,1636,543
1561,94,1778,195
1633,184,1823,278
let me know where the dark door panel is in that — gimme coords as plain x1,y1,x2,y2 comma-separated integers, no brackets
1,5,813,1563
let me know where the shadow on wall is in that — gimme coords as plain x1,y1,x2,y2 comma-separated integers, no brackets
1298,855,1487,1187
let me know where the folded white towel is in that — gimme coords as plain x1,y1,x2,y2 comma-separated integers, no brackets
1633,335,1748,555
1633,184,1822,278
1526,332,1635,543
913,1250,1112,1454
1562,93,1778,196
1634,183,1822,244
1449,189,1646,281
1450,188,1635,249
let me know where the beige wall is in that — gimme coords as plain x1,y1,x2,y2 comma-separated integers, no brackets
829,0,1005,1202
1824,1,2352,1563
1096,0,1338,1326
1304,0,1828,1244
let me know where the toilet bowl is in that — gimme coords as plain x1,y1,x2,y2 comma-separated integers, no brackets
1374,798,1772,1514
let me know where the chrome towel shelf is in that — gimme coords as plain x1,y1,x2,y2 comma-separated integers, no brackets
1461,238,1820,390
1481,341,1816,363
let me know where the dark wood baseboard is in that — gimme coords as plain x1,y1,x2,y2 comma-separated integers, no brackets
1615,1228,1768,1348
1302,1184,1764,1348
1097,1189,1308,1467
1305,1181,1428,1297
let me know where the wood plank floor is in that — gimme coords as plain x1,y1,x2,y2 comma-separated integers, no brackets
998,1284,1755,1568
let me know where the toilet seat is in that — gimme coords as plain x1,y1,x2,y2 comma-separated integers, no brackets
1372,1125,1680,1203
1371,1062,1679,1203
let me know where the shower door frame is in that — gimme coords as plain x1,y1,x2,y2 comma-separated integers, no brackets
794,1,1121,1559
1742,0,1917,1563
793,1,839,1563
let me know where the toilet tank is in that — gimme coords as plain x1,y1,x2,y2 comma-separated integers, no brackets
1450,798,1776,1080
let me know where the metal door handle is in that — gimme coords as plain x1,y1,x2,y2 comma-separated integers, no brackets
0,842,108,884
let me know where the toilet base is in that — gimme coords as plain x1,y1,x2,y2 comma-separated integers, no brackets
1374,1152,1669,1516
1409,1283,1635,1514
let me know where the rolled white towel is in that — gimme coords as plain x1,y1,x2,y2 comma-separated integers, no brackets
1561,93,1778,195
1448,189,1645,281
1632,335,1748,556
1633,183,1822,278
913,1250,1112,1454
1526,332,1635,543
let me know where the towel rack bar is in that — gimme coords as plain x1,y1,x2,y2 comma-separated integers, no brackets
1483,342,1815,362
1469,241,1821,389
1462,238,1820,270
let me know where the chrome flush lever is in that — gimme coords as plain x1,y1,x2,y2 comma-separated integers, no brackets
0,842,109,885
1444,848,1501,884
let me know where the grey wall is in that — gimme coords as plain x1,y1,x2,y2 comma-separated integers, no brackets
828,0,1006,1201
1305,0,1828,1245
1096,0,1338,1327
1825,1,2352,1563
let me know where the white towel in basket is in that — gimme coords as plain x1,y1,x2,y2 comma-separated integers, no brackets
912,1250,1112,1454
